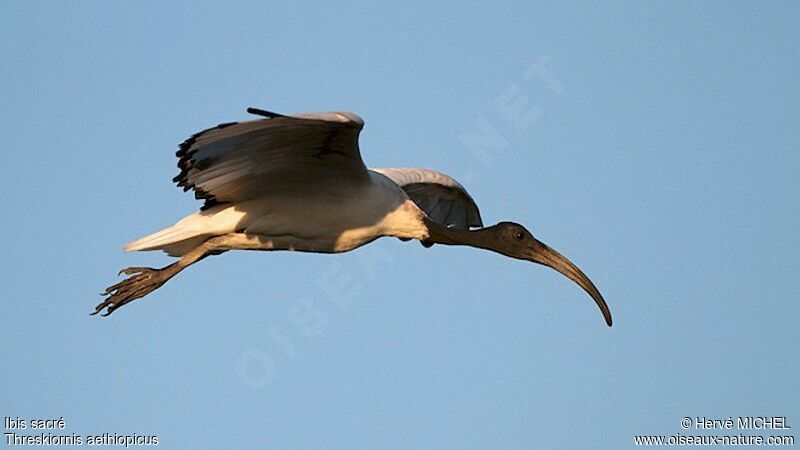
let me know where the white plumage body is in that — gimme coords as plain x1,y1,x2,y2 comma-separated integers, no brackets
126,170,431,256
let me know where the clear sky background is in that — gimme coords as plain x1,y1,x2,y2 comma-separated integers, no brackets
1,2,798,449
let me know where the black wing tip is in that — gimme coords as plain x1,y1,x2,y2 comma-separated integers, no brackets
173,119,241,192
247,107,284,118
175,121,237,157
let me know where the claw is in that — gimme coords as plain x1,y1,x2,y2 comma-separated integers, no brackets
94,265,172,316
91,296,115,315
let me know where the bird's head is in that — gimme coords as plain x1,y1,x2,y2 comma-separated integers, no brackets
487,221,612,327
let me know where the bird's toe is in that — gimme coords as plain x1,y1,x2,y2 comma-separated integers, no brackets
118,266,154,276
93,267,167,316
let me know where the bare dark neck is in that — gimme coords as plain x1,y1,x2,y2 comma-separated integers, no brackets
424,218,496,251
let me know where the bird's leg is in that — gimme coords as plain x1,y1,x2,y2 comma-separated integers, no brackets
93,246,208,317
93,263,183,316
93,233,275,316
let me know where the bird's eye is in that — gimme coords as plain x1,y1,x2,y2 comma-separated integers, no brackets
515,231,524,240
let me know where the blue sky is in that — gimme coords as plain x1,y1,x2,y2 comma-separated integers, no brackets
1,1,798,448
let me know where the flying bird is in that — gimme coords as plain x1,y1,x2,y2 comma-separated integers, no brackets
94,108,612,326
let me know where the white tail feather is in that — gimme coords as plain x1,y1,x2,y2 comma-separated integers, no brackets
124,227,196,252
124,205,247,255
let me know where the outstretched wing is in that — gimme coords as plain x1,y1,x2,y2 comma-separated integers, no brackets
174,108,368,209
372,167,483,229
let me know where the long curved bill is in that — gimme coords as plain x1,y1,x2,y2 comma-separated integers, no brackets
526,239,612,326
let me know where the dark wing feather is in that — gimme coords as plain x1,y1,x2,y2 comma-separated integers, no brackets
173,109,368,209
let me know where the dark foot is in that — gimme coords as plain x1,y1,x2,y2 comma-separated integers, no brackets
92,265,175,316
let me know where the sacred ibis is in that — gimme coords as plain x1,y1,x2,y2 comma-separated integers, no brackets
94,108,612,326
